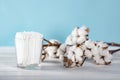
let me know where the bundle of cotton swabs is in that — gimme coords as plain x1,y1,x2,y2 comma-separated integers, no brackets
42,26,120,68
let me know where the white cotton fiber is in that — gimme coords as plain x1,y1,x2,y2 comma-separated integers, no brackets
45,46,58,58
96,58,105,65
49,39,61,44
67,50,74,59
59,44,66,52
65,35,73,45
71,27,79,37
78,26,89,36
71,55,75,62
85,50,92,59
72,36,78,44
75,56,83,63
104,54,112,63
77,37,86,44
56,49,64,57
85,40,95,49
74,47,83,57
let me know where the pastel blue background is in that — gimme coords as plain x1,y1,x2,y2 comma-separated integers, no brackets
0,0,120,46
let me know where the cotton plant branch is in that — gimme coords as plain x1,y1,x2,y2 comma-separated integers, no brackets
43,38,61,47
80,57,87,66
105,42,120,54
43,38,52,45
42,38,61,61
109,48,120,54
105,42,120,47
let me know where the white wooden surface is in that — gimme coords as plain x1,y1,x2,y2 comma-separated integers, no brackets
0,47,120,80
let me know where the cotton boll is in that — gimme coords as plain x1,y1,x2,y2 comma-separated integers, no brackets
65,35,73,45
75,56,83,63
72,36,78,45
80,26,89,33
77,37,86,44
45,46,58,58
85,40,95,49
74,47,83,57
93,54,105,65
67,50,74,59
78,29,88,36
78,26,89,36
70,45,76,51
100,49,108,56
91,46,99,56
71,27,79,37
85,50,92,59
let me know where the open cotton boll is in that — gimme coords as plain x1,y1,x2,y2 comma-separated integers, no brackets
45,46,58,58
99,48,109,56
78,29,88,36
65,35,73,45
85,40,95,49
92,46,100,56
71,27,79,37
72,36,78,45
75,56,83,63
74,47,83,57
77,37,87,44
84,50,92,59
93,54,105,65
78,26,89,36
67,50,74,59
